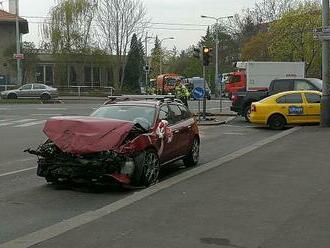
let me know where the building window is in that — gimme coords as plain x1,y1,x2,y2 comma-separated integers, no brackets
36,65,54,86
84,66,100,87
69,66,77,85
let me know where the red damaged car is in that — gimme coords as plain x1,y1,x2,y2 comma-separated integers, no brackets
26,96,200,187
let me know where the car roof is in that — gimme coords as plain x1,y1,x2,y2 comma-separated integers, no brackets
258,90,321,103
104,95,182,107
110,100,159,106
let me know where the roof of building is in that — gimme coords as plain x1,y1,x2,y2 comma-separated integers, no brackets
0,9,28,33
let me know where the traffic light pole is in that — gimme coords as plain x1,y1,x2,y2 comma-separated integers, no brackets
15,0,21,85
215,20,222,113
203,65,207,119
321,0,330,126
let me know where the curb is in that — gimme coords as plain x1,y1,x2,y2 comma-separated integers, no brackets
197,116,236,126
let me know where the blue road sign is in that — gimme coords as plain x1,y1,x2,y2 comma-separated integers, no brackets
192,87,205,100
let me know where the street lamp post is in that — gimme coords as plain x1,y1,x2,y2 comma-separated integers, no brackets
144,33,157,94
159,37,174,74
201,15,233,112
321,0,330,126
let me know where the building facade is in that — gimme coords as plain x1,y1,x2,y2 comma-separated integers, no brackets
0,9,28,85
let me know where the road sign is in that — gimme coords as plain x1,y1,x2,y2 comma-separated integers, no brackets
192,87,205,100
13,54,24,60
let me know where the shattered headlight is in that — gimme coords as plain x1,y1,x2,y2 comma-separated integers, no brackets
120,158,135,176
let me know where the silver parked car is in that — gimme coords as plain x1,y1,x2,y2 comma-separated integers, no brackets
0,83,58,100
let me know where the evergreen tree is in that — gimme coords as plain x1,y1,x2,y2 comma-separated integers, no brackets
124,34,145,92
150,36,162,78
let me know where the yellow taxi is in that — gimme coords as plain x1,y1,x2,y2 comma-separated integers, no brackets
250,90,321,130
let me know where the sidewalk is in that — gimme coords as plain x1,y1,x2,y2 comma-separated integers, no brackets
8,126,329,248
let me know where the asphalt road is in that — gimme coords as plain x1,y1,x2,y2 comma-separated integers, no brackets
0,102,283,245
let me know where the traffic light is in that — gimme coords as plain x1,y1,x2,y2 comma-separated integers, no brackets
193,47,201,59
202,47,212,66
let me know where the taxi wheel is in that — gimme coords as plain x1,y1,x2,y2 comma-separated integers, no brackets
268,114,286,130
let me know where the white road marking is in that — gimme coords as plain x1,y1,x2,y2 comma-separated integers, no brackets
0,158,35,168
0,166,36,178
0,119,14,122
0,119,37,127
37,108,67,111
222,124,255,128
223,132,245,135
32,114,62,116
0,127,301,248
14,120,46,127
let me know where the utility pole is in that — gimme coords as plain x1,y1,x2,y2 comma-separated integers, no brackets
202,65,206,119
15,0,21,85
144,32,149,93
215,19,221,112
321,0,330,126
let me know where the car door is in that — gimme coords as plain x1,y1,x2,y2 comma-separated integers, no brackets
32,84,47,98
168,104,192,157
304,92,321,123
177,104,195,154
276,93,306,123
17,84,32,98
157,104,178,163
165,104,188,159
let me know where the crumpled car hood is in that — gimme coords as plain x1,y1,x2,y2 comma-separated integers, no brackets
43,116,136,155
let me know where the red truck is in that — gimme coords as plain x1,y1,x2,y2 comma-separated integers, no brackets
224,61,306,99
156,73,182,94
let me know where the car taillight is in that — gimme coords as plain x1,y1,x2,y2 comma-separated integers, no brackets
251,104,256,112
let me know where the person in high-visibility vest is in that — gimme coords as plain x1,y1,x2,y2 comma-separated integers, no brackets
175,80,190,108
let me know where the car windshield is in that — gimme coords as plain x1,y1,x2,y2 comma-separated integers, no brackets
308,78,322,90
228,75,241,83
90,105,156,127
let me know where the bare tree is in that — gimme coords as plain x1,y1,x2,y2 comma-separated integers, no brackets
254,0,299,22
96,0,148,90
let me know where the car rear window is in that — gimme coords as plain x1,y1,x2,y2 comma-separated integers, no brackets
91,105,156,126
305,93,321,103
294,80,315,91
271,79,292,94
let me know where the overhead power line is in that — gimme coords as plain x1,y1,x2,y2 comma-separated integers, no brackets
22,15,210,28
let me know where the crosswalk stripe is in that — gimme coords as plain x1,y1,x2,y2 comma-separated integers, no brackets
15,120,46,127
0,119,37,127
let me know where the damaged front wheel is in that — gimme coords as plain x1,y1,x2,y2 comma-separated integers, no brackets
132,149,160,187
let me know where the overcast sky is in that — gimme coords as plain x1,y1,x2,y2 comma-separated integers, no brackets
2,0,257,51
